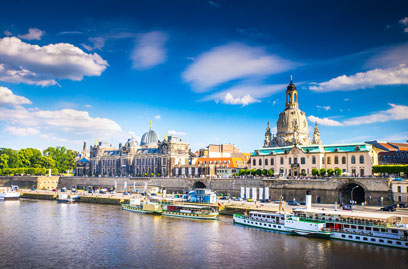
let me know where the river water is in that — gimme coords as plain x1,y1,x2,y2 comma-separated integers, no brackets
0,200,407,268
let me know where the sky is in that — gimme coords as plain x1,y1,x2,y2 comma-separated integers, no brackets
0,0,407,153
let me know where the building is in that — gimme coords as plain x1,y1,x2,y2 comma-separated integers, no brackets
251,77,379,177
366,141,408,165
197,144,241,158
75,122,189,177
391,180,408,203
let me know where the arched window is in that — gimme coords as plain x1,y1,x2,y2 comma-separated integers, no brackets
312,156,316,164
265,159,268,166
294,157,298,164
294,93,297,102
351,156,356,164
289,157,292,164
360,155,364,164
301,157,305,164
327,157,331,164
342,156,346,164
252,159,256,166
271,158,274,165
334,156,339,164
259,159,262,166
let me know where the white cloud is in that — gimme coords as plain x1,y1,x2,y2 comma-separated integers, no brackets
3,30,12,36
0,86,31,106
84,104,92,108
307,115,341,126
400,17,408,26
18,28,45,40
131,31,167,70
182,43,294,91
309,64,408,92
308,104,408,126
59,31,82,35
316,105,331,111
5,126,40,136
82,37,106,51
154,115,161,119
168,130,186,136
222,92,260,106
0,37,108,86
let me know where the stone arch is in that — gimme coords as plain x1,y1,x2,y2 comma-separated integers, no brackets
192,181,206,189
339,183,365,204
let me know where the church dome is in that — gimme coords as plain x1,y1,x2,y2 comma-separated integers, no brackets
140,129,159,146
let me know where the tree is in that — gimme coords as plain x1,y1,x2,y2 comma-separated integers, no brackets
335,168,342,176
262,169,268,176
250,169,256,176
0,148,21,168
245,169,251,175
312,168,319,176
239,169,246,176
0,154,9,169
256,169,262,176
327,168,334,176
268,169,274,177
320,168,326,176
43,146,77,173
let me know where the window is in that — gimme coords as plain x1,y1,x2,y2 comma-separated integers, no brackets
360,169,364,176
265,159,268,166
301,157,305,164
289,158,292,164
253,159,256,166
334,156,339,164
271,158,274,165
327,157,331,164
280,157,284,165
259,159,262,166
397,186,401,192
360,155,364,164
351,156,356,164
294,157,298,164
312,156,316,164
322,157,325,164
342,156,346,164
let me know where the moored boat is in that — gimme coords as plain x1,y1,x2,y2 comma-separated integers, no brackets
56,193,80,203
161,204,219,220
0,185,20,200
122,199,163,214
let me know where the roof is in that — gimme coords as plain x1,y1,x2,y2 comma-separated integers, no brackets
389,143,408,151
78,158,89,163
252,143,372,156
293,208,397,220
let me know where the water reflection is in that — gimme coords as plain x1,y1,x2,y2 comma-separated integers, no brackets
0,200,407,268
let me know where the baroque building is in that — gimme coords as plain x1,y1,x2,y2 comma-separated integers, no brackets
75,123,189,177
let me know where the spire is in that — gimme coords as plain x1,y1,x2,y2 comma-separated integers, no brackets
312,122,322,145
149,120,153,130
290,74,293,83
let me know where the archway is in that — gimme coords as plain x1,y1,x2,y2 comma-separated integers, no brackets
193,181,206,189
339,183,365,204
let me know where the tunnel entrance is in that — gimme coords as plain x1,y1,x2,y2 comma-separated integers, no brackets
339,183,365,204
192,181,206,189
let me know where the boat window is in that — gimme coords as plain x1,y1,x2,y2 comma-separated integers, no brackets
348,235,353,239
356,236,360,240
363,237,368,241
371,238,376,242
405,243,408,246
365,227,371,230
344,225,349,228
379,239,384,243
387,240,392,244
358,226,364,230
391,229,398,234
373,228,379,232
341,235,346,238
396,241,401,245
269,224,271,227
381,229,386,233
351,225,356,229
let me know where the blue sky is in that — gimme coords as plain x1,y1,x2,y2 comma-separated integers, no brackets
0,0,407,152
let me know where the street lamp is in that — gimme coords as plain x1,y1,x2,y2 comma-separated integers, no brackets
351,185,359,205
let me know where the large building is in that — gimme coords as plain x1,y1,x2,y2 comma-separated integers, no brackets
366,141,408,165
251,78,379,177
75,123,189,177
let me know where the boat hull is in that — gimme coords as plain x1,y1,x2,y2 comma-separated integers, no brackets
162,211,218,220
0,193,20,200
331,232,408,249
121,204,162,214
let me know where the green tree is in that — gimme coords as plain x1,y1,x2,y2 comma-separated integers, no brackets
250,169,256,176
43,146,77,172
0,154,9,168
268,169,274,176
239,169,246,176
262,169,268,176
327,168,334,176
312,168,319,176
255,169,262,176
245,169,251,175
320,168,326,176
0,148,21,168
335,168,342,176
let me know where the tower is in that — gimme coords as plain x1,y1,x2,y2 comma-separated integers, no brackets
285,75,299,110
264,122,272,147
312,122,322,145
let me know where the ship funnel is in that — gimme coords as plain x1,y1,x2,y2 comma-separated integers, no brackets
306,191,312,210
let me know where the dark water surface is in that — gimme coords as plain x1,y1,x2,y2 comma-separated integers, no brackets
0,200,407,268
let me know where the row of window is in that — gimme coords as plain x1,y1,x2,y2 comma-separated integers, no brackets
396,186,408,193
252,155,366,166
198,160,231,165
339,234,406,246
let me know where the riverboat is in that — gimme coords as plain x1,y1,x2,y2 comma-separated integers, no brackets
56,193,80,203
122,199,163,214
161,204,219,220
0,185,20,200
233,209,408,249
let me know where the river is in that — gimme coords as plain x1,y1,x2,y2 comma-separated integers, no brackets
0,200,407,268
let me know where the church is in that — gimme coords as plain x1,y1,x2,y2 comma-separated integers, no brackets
250,77,380,177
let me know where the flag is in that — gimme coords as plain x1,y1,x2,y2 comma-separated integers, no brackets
217,203,225,211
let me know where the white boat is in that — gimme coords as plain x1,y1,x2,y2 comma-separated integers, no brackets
56,193,80,203
0,185,20,200
233,208,408,249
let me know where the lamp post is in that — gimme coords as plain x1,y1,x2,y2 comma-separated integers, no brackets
351,185,359,205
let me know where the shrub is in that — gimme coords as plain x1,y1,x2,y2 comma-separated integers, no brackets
262,169,268,176
372,165,408,174
327,168,334,176
335,168,342,176
255,169,262,176
312,168,319,176
320,168,326,176
250,169,256,176
239,169,246,176
268,169,274,176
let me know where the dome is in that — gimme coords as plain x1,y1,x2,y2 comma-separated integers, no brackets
125,138,139,148
140,129,159,146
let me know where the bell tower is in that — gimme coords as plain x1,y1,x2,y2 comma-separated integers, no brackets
285,75,299,110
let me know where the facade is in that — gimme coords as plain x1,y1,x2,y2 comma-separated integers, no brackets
250,143,379,177
252,77,379,177
197,144,241,158
366,141,408,165
391,181,408,203
75,124,189,177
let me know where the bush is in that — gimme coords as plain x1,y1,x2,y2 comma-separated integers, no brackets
327,168,334,176
262,169,268,176
312,168,319,176
320,168,326,176
245,169,251,175
250,169,256,176
372,165,408,174
239,169,246,176
255,169,262,176
268,169,274,176
335,168,342,176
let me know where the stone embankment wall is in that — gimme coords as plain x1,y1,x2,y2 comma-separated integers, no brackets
1,176,393,205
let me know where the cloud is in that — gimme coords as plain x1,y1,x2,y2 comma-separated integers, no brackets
4,126,40,136
84,104,92,108
18,28,45,40
0,37,108,86
0,86,32,106
401,17,408,26
316,105,331,111
308,104,408,126
131,31,168,70
309,64,408,92
82,37,106,51
307,115,341,126
182,43,294,91
154,115,161,119
3,30,12,36
221,92,260,106
58,31,82,35
168,130,186,136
